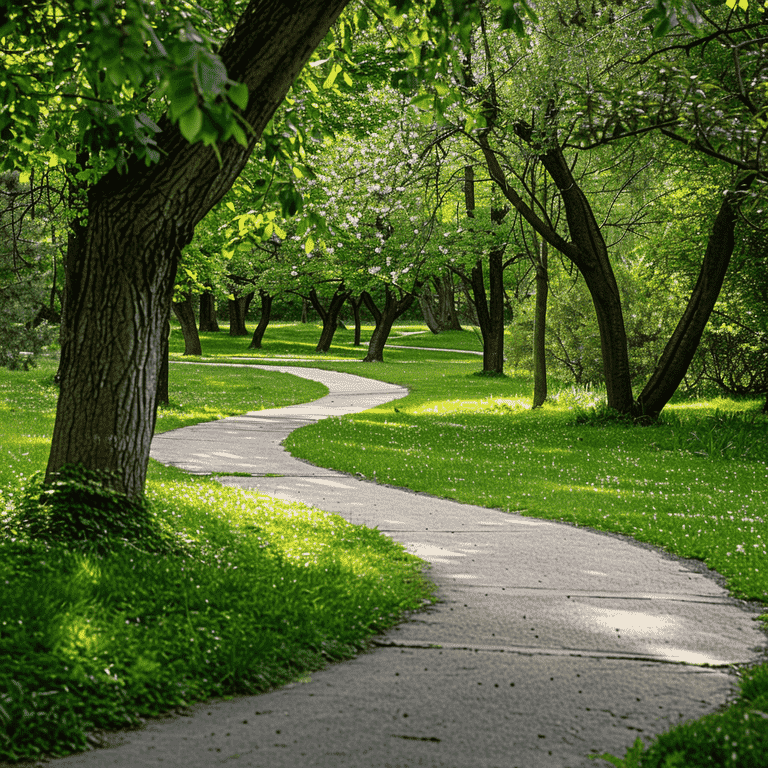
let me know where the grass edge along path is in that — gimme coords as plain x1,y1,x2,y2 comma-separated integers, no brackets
0,357,435,763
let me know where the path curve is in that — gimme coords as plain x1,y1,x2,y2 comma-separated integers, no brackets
56,365,765,768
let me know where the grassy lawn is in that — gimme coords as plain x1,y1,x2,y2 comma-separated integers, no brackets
2,321,767,766
0,354,433,762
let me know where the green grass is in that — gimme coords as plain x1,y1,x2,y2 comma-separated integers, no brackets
0,353,433,762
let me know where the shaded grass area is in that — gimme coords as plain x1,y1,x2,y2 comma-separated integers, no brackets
0,357,433,762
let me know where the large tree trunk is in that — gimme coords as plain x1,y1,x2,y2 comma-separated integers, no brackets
249,290,273,349
46,0,352,500
310,285,350,352
172,294,203,355
361,287,417,362
636,192,742,418
532,241,549,408
199,291,220,332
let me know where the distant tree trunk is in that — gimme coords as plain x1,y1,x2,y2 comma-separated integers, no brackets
156,319,170,408
45,0,353,501
348,294,364,346
249,290,273,349
419,283,441,334
301,298,309,323
471,248,506,374
172,294,203,356
199,291,220,332
228,291,253,336
532,240,549,408
437,273,463,331
361,287,417,362
310,285,350,352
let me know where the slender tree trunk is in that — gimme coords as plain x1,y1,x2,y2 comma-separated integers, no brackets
249,290,273,349
636,191,744,418
45,0,352,500
536,146,634,411
172,294,203,355
348,294,363,346
310,286,350,352
361,287,416,362
199,291,220,332
532,241,549,408
301,298,309,323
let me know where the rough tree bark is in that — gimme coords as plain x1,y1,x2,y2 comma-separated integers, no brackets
309,285,351,352
361,286,417,363
249,290,273,349
464,163,506,374
436,273,463,331
46,0,352,499
199,291,220,332
172,293,203,355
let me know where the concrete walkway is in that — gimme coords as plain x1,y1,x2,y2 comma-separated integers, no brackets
54,365,766,768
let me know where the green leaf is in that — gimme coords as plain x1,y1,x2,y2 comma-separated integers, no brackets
179,108,203,142
323,63,342,90
411,93,434,110
229,81,249,111
653,17,672,37
169,88,198,121
305,236,315,254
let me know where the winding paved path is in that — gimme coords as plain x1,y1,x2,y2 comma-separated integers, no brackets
54,364,766,768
